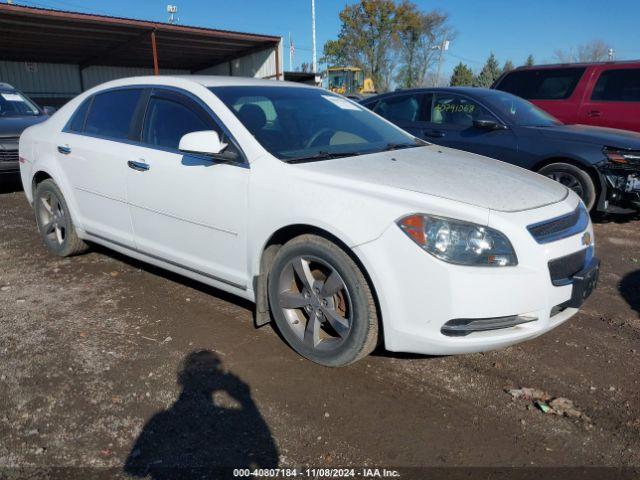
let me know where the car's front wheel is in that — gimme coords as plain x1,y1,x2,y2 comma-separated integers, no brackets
539,162,597,210
267,234,378,367
34,179,88,257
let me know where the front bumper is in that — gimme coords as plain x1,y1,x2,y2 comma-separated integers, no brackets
354,197,596,355
597,163,640,211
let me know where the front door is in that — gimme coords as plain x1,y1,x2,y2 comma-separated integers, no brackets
578,67,640,132
126,88,249,289
425,92,519,163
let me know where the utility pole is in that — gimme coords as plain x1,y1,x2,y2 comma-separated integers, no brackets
311,0,317,76
289,32,294,71
434,39,449,87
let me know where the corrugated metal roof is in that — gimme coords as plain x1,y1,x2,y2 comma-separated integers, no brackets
0,3,281,72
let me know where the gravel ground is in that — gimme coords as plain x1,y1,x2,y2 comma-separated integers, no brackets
0,176,639,478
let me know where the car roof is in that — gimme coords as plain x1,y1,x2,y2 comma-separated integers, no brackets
362,87,498,102
510,60,640,71
91,75,316,91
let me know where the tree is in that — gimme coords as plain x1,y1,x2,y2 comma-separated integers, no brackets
502,59,514,74
554,39,610,63
394,4,451,88
449,62,474,86
525,54,535,66
328,0,402,92
321,39,349,67
473,53,501,88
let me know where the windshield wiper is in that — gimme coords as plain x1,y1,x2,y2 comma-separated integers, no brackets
285,150,363,164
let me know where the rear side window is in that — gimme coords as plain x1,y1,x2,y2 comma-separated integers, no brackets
496,68,586,100
67,98,91,132
591,69,640,102
84,88,143,139
142,96,210,149
373,94,425,122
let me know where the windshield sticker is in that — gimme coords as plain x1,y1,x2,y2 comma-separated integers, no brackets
1,93,25,102
322,95,361,111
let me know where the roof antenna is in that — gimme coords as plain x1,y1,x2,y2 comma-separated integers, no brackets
167,4,178,24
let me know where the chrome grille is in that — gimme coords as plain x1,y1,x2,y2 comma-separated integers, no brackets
0,149,19,163
527,205,589,244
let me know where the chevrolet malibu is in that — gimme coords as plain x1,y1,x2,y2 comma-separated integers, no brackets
18,76,599,366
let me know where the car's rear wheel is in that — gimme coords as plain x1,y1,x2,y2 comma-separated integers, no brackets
267,234,378,367
539,162,597,210
34,179,88,257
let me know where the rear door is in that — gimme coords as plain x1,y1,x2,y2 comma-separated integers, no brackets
578,66,640,132
371,92,430,137
56,87,145,247
494,67,587,124
425,92,519,162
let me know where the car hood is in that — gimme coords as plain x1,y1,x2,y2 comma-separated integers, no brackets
534,124,640,149
0,115,47,138
295,145,568,212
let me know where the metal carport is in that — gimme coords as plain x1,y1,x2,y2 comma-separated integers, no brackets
0,4,283,106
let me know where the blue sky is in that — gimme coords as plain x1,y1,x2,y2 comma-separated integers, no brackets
17,0,640,77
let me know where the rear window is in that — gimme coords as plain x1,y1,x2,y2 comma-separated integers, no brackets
591,68,640,102
84,88,143,139
495,67,586,100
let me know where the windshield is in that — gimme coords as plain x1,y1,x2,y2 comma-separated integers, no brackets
483,91,560,127
0,91,40,117
210,86,420,162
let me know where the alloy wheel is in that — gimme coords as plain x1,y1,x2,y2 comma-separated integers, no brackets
38,191,67,246
277,255,352,351
544,171,585,199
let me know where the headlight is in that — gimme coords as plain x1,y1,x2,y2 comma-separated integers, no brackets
397,214,517,266
603,147,640,166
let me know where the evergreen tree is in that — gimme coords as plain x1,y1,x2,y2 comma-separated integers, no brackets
525,54,535,66
449,62,474,86
502,59,514,74
473,53,501,87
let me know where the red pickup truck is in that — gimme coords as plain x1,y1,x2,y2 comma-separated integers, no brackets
493,61,640,133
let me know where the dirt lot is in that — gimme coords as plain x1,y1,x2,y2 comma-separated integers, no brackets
1,176,639,478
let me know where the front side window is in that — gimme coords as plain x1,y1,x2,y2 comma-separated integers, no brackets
142,96,210,149
591,69,640,102
482,91,560,127
496,68,586,100
0,90,40,117
84,88,143,139
211,86,419,162
431,94,492,127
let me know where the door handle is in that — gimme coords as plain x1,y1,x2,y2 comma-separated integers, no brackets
57,145,71,155
127,160,150,172
425,130,446,138
587,110,601,118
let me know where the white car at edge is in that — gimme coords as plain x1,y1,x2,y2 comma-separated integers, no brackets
18,76,599,366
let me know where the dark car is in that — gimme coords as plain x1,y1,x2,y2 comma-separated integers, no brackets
0,83,50,181
360,87,640,212
493,61,640,133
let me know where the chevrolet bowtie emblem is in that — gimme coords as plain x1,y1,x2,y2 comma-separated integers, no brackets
581,231,591,246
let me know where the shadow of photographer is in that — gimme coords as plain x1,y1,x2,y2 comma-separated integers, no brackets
124,350,278,479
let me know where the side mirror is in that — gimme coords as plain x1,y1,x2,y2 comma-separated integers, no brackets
179,130,227,156
42,106,56,116
473,118,506,130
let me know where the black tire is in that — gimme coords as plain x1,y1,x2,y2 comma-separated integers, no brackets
34,179,88,257
539,162,597,211
267,234,378,367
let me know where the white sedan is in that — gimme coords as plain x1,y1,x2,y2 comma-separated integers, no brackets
18,76,599,366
